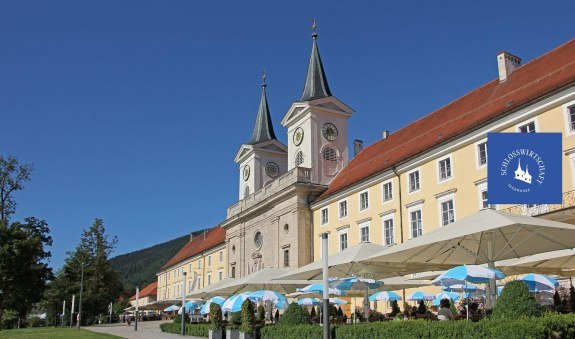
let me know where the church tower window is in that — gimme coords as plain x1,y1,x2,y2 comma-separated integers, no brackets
295,151,304,166
322,147,337,162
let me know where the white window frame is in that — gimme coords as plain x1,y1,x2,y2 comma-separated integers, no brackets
338,229,348,251
437,193,456,227
320,207,329,225
381,212,395,246
407,203,423,239
475,139,488,169
218,269,223,281
570,152,575,190
207,272,211,285
407,168,421,194
358,220,370,243
284,248,290,267
516,117,539,133
437,154,453,183
563,100,575,136
382,179,394,203
359,190,369,211
338,199,348,219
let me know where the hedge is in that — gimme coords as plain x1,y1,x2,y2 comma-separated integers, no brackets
260,313,575,339
335,314,575,339
260,324,336,339
160,322,210,337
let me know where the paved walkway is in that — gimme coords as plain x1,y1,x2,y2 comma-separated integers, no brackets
85,320,204,339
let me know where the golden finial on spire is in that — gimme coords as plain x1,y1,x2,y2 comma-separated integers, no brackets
312,19,317,39
261,70,267,88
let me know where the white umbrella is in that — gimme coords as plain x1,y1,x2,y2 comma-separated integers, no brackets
203,268,316,297
498,249,575,276
365,209,575,307
276,242,449,281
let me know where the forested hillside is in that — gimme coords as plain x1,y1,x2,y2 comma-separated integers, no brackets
109,234,189,295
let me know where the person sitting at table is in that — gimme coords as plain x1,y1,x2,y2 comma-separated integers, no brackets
437,298,454,321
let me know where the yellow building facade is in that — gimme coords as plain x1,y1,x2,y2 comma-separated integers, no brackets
311,43,575,311
156,227,227,302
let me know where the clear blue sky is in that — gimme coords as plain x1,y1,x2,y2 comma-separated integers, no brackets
2,1,574,269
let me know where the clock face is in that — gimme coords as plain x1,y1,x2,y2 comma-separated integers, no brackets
265,162,279,178
322,123,338,141
293,127,304,146
243,165,250,181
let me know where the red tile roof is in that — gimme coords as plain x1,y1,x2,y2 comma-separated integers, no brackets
160,226,226,270
130,281,158,301
319,38,575,201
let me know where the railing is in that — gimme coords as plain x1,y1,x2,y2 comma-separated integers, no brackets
226,167,312,218
500,190,575,216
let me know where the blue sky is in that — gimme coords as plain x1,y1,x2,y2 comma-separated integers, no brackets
2,1,574,269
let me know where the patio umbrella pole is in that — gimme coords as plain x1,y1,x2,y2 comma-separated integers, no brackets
321,233,330,339
181,272,186,336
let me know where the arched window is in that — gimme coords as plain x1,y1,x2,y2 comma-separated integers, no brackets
295,151,304,166
322,147,338,162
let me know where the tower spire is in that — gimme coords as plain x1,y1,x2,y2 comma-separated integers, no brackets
248,71,277,144
300,19,332,101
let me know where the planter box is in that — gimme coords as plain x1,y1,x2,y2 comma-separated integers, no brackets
209,329,225,339
226,329,240,339
239,331,254,339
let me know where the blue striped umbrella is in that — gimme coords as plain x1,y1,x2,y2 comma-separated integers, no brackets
297,283,344,296
297,298,322,306
369,291,402,301
329,277,382,291
442,283,482,293
432,291,460,306
222,292,253,313
249,290,288,304
519,274,559,292
406,291,435,301
199,296,226,315
275,299,290,310
432,265,505,286
163,305,180,312
329,298,348,305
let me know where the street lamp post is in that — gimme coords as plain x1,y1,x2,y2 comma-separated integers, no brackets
77,264,84,330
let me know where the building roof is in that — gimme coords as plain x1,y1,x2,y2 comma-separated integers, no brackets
248,79,277,145
160,226,226,271
300,31,332,101
130,281,158,301
319,38,575,201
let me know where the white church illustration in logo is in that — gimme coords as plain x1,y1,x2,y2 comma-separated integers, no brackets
514,158,532,184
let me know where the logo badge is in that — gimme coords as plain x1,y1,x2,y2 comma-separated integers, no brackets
488,132,561,204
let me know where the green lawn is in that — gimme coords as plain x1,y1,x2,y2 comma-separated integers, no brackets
0,327,120,338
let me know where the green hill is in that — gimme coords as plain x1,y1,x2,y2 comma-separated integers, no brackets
109,234,190,295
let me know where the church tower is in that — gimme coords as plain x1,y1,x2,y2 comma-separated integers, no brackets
281,22,354,186
235,74,288,200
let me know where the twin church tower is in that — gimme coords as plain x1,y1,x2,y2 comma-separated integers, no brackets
222,25,354,278
234,25,354,200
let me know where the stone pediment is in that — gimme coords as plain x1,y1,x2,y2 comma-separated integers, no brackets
281,96,354,128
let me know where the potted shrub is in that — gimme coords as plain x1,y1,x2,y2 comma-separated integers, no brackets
278,303,311,325
208,303,224,339
492,280,542,319
256,305,265,324
239,299,256,339
226,312,242,339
